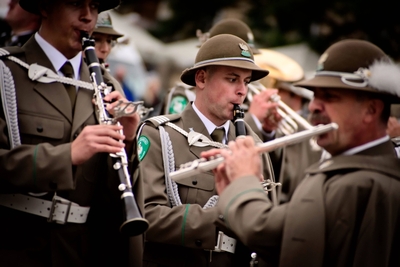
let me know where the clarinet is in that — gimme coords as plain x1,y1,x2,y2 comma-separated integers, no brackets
81,32,149,236
233,104,246,137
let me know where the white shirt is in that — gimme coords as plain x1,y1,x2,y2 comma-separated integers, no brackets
192,103,230,144
35,32,82,84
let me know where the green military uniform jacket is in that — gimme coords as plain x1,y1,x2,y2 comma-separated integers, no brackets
0,37,144,267
138,103,274,266
216,140,400,267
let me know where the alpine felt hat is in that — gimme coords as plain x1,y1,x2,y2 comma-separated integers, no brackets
295,39,400,102
181,34,269,86
20,0,121,15
93,11,123,39
197,18,260,54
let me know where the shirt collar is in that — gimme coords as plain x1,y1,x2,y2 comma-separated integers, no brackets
320,135,390,161
192,102,230,139
35,32,82,79
342,135,390,156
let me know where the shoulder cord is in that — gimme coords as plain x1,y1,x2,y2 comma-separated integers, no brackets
0,60,20,148
156,119,224,208
159,125,182,207
0,48,93,90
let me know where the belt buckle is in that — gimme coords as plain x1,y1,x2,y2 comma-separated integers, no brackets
214,231,224,252
214,231,236,253
47,193,72,224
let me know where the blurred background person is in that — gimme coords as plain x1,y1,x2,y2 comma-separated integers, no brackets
0,0,40,47
92,11,123,67
248,48,323,203
91,11,138,102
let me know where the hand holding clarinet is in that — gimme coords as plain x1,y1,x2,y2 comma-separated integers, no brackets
79,31,148,236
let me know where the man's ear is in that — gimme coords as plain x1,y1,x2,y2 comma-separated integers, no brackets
195,69,206,89
365,98,384,123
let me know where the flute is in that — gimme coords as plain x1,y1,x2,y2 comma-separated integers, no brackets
170,123,338,182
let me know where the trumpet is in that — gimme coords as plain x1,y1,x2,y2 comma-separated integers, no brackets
169,123,338,182
247,82,312,136
247,81,322,151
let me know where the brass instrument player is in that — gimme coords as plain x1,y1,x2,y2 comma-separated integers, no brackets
244,49,322,203
0,0,144,266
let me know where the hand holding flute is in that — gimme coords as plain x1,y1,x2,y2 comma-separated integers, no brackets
170,123,338,182
201,123,338,195
202,136,263,195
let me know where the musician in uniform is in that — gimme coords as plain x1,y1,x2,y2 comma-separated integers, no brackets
91,11,123,70
203,39,400,267
0,0,144,266
158,18,262,116
137,34,275,266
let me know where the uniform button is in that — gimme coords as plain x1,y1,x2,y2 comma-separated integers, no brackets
192,180,197,185
36,126,43,133
195,239,202,247
218,215,224,220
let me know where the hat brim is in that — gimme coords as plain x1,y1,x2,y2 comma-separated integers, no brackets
93,27,124,39
181,60,269,86
295,75,400,103
20,0,120,15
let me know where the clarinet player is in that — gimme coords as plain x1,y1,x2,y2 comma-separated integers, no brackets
0,1,144,266
137,34,275,266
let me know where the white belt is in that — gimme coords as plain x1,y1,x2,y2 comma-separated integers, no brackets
214,231,236,253
0,193,90,224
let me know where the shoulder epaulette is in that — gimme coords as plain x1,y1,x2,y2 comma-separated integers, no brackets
145,114,181,128
0,47,24,59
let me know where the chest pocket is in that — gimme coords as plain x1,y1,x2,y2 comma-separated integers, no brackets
18,113,65,144
174,171,215,205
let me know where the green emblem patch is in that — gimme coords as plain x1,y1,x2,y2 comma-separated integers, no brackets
239,43,251,58
138,135,150,161
169,95,188,114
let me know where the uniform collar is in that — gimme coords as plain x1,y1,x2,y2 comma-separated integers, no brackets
35,32,82,79
192,102,230,138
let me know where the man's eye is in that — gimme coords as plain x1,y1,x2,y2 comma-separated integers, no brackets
91,2,100,9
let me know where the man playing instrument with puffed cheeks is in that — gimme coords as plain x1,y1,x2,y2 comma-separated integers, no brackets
0,0,144,266
202,39,400,267
137,34,275,266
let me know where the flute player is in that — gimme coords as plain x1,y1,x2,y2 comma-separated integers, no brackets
202,39,400,267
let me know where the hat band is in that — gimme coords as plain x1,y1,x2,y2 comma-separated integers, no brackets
315,70,368,88
194,57,255,67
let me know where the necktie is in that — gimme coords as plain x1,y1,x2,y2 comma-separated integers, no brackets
60,61,76,109
211,128,225,143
